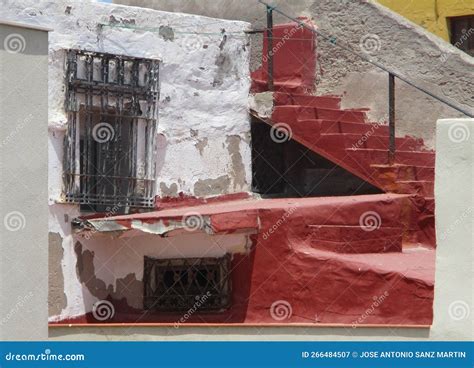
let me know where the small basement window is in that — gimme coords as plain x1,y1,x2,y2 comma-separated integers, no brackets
143,255,231,312
63,50,160,212
448,15,474,56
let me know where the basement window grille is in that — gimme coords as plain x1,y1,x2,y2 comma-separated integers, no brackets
63,50,160,211
143,255,231,312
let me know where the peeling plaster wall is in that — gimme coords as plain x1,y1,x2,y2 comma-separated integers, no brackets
0,0,253,321
47,231,251,321
1,0,252,200
48,233,67,316
116,0,474,149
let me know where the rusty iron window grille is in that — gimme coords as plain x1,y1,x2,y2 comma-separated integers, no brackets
143,255,232,312
63,50,160,211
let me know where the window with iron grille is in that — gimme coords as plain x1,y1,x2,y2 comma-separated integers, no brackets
63,50,160,211
143,255,232,312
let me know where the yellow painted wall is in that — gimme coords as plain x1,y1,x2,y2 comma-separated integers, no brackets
377,0,474,41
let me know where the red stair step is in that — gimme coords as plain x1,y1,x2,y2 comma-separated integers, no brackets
319,133,424,151
404,196,436,247
308,225,402,253
313,108,367,123
348,148,435,167
394,180,434,196
371,164,435,182
252,77,310,94
272,106,367,124
273,92,341,109
319,120,388,135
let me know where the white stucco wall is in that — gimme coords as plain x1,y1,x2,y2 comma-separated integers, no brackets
432,118,473,340
0,20,49,341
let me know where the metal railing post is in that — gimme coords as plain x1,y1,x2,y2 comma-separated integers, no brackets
266,5,274,91
388,72,395,163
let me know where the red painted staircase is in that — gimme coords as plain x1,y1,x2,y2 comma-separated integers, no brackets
263,90,436,247
271,92,435,196
248,18,436,325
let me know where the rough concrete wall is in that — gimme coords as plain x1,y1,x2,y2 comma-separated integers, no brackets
115,0,474,148
307,0,473,148
0,22,49,340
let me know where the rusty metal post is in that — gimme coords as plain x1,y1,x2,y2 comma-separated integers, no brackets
388,72,395,163
266,5,274,91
